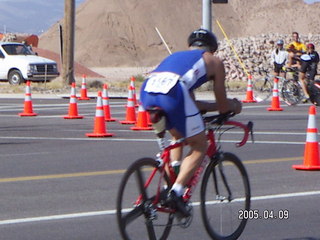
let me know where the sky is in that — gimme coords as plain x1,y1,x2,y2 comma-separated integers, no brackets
0,0,318,35
304,0,320,2
0,0,86,34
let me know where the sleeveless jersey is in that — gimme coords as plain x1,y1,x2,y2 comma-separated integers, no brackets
151,49,208,91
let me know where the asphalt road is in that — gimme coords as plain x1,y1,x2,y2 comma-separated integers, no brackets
0,95,319,240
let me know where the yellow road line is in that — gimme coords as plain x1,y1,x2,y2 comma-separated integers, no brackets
243,156,302,164
0,170,125,183
0,156,302,183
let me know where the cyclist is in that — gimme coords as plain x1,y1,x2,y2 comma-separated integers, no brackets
298,43,320,103
270,39,288,78
140,28,242,217
299,53,313,102
306,43,319,81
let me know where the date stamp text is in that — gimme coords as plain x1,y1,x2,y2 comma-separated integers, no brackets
238,209,289,220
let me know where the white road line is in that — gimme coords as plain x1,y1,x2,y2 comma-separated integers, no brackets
0,190,319,226
0,136,305,144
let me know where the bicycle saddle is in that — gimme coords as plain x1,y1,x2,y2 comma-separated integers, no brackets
146,107,166,138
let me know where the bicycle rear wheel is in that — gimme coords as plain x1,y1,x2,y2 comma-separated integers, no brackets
307,81,320,106
117,158,173,240
252,76,273,102
200,152,251,240
281,79,303,105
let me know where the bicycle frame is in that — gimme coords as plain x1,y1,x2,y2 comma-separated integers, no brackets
135,118,252,212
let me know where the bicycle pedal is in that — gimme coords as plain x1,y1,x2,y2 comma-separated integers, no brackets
176,203,193,229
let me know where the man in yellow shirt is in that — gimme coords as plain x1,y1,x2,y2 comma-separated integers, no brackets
286,32,307,54
286,32,307,68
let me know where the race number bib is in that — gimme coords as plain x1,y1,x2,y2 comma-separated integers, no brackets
144,72,180,94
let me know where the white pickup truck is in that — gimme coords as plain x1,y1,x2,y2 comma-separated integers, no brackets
0,42,59,85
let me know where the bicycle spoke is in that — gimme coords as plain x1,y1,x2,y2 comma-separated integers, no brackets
218,162,232,202
121,205,144,226
135,167,148,200
201,153,250,240
146,221,157,240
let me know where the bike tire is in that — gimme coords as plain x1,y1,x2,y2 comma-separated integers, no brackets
200,152,251,240
281,79,303,106
307,81,320,106
116,158,173,240
252,76,273,102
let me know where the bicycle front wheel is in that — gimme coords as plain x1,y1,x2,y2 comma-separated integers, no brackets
116,158,173,240
281,79,303,105
252,76,273,102
200,152,251,240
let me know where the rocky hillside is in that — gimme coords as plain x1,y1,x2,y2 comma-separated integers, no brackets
39,0,320,80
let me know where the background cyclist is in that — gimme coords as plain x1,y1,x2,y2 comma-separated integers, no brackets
298,43,320,103
140,29,241,217
306,43,319,81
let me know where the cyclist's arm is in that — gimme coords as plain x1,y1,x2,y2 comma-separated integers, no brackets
202,53,241,114
195,99,240,113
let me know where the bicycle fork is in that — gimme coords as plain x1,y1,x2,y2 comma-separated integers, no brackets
212,153,233,202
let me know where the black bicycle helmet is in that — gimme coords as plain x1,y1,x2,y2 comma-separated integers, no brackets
188,28,218,52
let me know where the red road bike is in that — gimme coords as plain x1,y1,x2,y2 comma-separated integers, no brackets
117,111,253,240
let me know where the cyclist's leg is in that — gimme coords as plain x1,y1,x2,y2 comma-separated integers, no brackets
308,67,317,81
168,82,207,191
299,61,311,101
170,129,207,188
299,72,309,96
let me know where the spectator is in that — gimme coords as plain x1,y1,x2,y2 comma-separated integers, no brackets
270,39,288,78
286,32,307,70
286,32,307,54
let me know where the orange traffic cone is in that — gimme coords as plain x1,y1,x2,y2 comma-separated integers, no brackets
242,75,257,103
130,76,138,106
86,91,114,137
78,74,90,100
131,104,153,131
267,77,283,111
293,105,320,170
119,86,136,124
19,81,37,117
64,82,84,119
102,84,116,122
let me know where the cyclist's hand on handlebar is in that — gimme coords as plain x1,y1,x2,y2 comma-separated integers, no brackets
229,98,242,114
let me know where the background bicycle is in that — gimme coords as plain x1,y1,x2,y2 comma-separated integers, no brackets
252,69,286,102
251,68,305,105
281,67,320,106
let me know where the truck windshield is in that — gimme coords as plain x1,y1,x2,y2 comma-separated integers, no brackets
2,44,34,56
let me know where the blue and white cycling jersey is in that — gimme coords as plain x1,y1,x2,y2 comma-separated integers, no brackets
151,49,208,91
140,49,209,138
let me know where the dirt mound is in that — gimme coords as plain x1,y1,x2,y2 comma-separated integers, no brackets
33,47,104,78
39,0,320,67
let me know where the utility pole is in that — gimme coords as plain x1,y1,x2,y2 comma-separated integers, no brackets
202,0,228,32
202,0,212,31
62,0,75,85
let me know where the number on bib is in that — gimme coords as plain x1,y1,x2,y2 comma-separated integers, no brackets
144,72,180,94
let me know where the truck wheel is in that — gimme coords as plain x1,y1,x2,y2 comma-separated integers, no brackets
8,70,25,85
